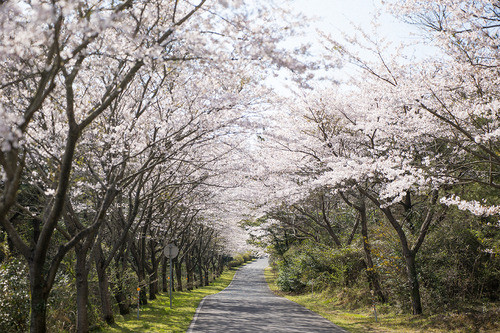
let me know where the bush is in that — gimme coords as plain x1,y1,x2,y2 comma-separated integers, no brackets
242,251,253,263
46,269,77,333
0,257,30,333
227,251,255,269
276,255,306,292
418,214,500,310
274,241,365,293
227,254,244,268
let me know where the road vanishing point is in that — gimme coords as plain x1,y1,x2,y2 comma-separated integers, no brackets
187,258,348,332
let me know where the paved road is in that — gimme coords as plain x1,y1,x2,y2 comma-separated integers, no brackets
187,258,348,332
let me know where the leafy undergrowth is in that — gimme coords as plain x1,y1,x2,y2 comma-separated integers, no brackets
264,267,500,333
100,268,239,333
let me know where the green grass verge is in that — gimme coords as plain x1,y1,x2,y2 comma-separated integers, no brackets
100,268,239,333
264,267,500,333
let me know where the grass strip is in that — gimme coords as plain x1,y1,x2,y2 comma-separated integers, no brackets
101,268,238,333
264,267,500,333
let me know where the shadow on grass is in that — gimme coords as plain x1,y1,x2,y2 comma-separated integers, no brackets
263,267,500,333
99,267,240,333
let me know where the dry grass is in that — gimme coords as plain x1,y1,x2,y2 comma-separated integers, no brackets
264,267,500,333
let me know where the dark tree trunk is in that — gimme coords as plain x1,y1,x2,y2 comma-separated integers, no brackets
175,259,183,292
195,245,205,287
197,256,204,287
136,225,148,305
113,252,131,315
405,250,422,315
360,188,429,315
138,269,148,305
149,279,156,300
148,240,159,300
95,247,114,324
29,273,48,333
217,255,224,276
148,263,157,301
113,272,130,316
75,247,89,333
96,268,114,324
114,291,129,315
161,256,168,292
359,200,386,303
204,268,209,286
382,209,423,315
211,260,217,280
383,211,423,314
186,255,194,290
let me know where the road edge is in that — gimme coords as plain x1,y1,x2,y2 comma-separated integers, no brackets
186,262,246,332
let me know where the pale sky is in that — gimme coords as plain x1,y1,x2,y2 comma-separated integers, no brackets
270,0,428,92
291,0,418,42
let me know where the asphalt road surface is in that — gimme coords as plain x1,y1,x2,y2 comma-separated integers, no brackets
187,258,348,333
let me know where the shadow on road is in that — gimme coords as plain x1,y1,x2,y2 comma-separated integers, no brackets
188,258,348,333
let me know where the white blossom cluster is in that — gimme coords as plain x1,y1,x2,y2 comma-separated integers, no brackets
0,106,22,153
440,195,500,217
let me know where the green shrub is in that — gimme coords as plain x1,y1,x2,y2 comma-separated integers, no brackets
418,215,500,310
276,257,306,292
0,257,30,333
242,251,252,263
46,269,77,333
227,254,244,269
274,241,365,293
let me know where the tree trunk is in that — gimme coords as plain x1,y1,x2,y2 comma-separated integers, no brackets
96,268,114,324
197,259,204,287
149,279,156,300
196,247,204,287
138,224,148,304
211,260,217,280
359,200,386,303
29,275,48,333
95,247,114,325
75,247,89,333
113,272,130,315
204,268,209,286
113,252,131,315
161,256,168,292
360,188,425,315
405,250,422,315
186,255,194,290
217,255,224,276
138,269,148,305
114,291,130,315
385,209,423,314
148,240,158,300
175,259,183,292
148,260,157,301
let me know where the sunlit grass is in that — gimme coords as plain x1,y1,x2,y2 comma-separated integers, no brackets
264,267,500,333
100,268,238,333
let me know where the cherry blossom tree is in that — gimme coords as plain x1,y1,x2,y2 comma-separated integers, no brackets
251,58,449,313
387,1,500,217
0,0,315,331
252,0,500,315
